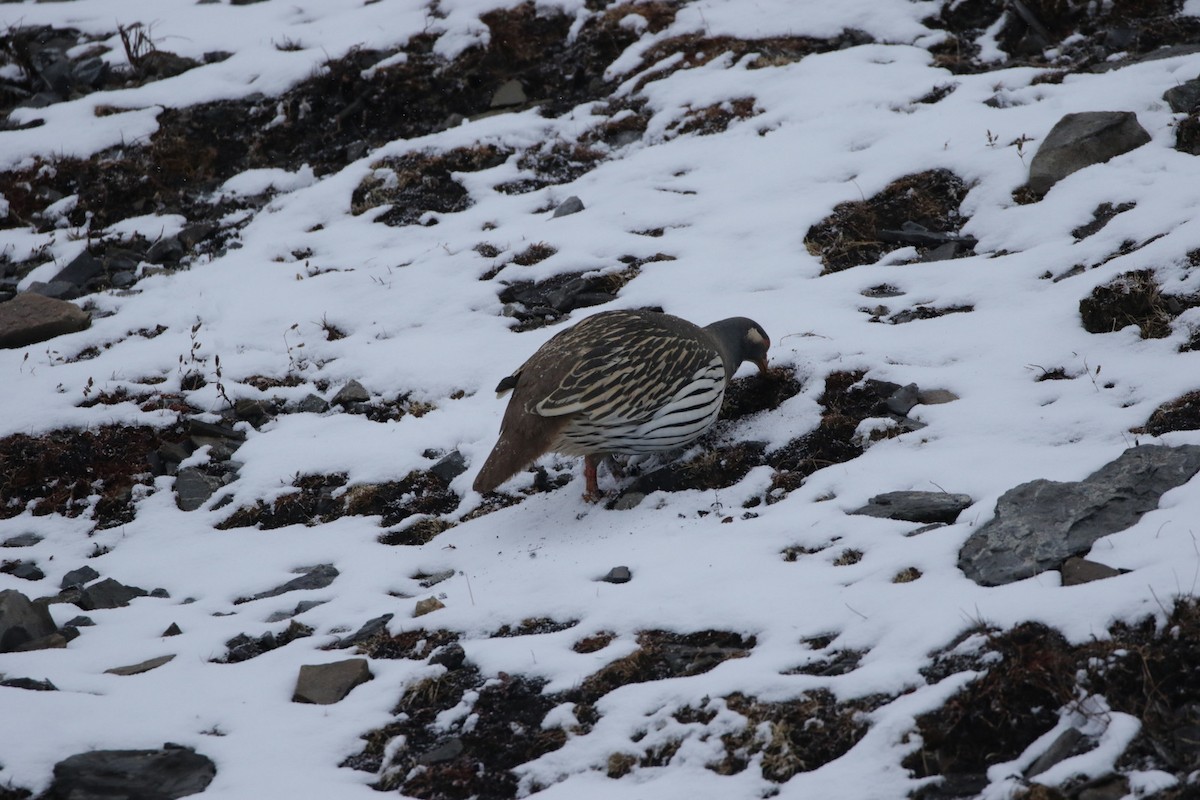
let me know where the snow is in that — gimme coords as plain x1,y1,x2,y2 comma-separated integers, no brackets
2,0,1200,797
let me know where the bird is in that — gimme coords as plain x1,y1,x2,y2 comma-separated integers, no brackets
473,308,770,501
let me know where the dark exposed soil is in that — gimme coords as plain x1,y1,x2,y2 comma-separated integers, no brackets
214,621,313,664
1079,269,1200,339
218,466,459,531
1072,202,1136,241
1133,390,1200,436
923,0,1200,74
907,599,1200,798
351,146,512,227
0,424,185,527
805,170,974,273
353,628,461,661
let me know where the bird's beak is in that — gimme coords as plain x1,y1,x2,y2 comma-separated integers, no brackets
754,356,769,373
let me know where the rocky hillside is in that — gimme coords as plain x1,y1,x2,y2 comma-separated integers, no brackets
3,0,1200,798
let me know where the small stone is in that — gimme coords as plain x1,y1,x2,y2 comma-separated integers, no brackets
332,379,370,406
104,654,176,676
602,566,632,584
2,532,42,547
418,737,465,764
429,643,466,670
52,251,104,287
175,467,223,511
46,746,215,800
61,565,100,589
610,492,646,510
884,383,921,416
292,658,372,704
162,623,182,637
266,599,328,623
0,589,58,653
8,561,44,581
296,393,330,414
1027,111,1151,194
76,578,149,610
1163,77,1200,114
335,612,393,648
234,398,272,425
0,293,90,348
245,564,338,603
26,280,79,300
178,222,216,248
0,676,57,691
418,569,455,588
490,79,527,108
850,491,973,523
413,596,445,617
552,196,585,218
63,616,94,627
1061,557,1124,586
430,450,468,483
1025,727,1087,777
110,271,137,289
1078,776,1130,800
917,389,959,405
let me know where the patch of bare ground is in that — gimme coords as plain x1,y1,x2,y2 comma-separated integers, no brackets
666,97,760,138
1078,269,1200,340
1133,390,1200,436
805,170,974,274
351,145,512,226
496,256,659,331
0,424,186,527
924,0,1200,74
907,599,1200,798
217,466,458,531
352,628,461,660
709,691,878,781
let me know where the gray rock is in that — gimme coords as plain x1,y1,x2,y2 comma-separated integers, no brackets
145,237,184,264
76,578,149,610
413,596,445,617
552,196,585,218
335,612,393,648
884,383,921,416
602,566,632,584
61,565,100,589
266,599,328,623
178,223,216,248
45,745,216,800
959,445,1200,586
0,589,58,653
110,271,137,289
1027,112,1151,194
850,491,973,524
1061,557,1124,586
430,450,468,483
418,737,465,764
332,379,370,406
162,622,182,637
0,676,57,691
296,393,330,414
917,388,958,405
63,616,94,627
2,532,43,547
292,658,372,704
247,564,338,602
1163,77,1200,114
175,467,223,511
104,654,176,676
52,251,104,287
26,280,78,300
6,561,45,581
490,79,527,108
1025,727,1088,777
0,292,90,348
429,643,466,670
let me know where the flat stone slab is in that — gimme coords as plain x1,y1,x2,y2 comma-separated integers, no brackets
959,445,1200,586
46,745,215,800
0,292,90,349
292,658,372,704
105,654,177,676
1027,111,1151,194
850,491,973,524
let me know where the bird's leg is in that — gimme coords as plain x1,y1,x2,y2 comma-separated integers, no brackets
583,454,602,502
601,454,625,479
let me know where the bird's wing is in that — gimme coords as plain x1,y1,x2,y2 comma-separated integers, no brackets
533,329,718,423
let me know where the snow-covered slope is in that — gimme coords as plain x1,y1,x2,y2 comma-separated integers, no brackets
2,1,1200,798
